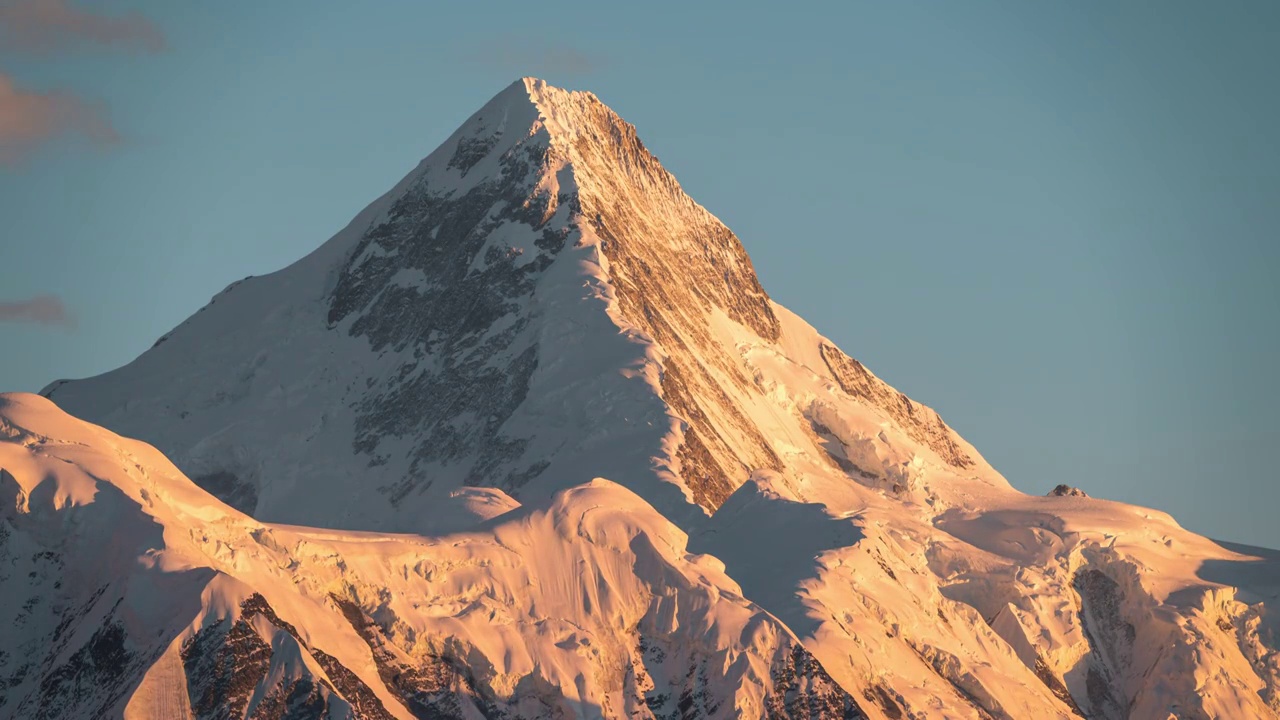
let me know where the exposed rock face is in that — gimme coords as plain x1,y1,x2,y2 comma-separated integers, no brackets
181,594,392,720
327,595,500,720
818,343,975,470
1072,571,1133,720
1048,484,1088,498
326,120,564,501
21,616,138,720
563,98,785,511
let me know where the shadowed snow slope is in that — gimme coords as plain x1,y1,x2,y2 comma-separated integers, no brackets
29,78,1280,719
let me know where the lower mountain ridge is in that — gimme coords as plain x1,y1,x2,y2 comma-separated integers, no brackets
1,394,861,719
10,79,1280,718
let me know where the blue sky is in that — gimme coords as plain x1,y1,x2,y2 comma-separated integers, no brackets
1,1,1277,546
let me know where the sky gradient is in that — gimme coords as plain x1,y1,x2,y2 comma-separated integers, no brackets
1,1,1277,546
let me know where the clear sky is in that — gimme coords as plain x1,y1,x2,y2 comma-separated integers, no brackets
1,1,1277,546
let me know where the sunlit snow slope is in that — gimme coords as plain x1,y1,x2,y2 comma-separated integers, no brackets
0,393,859,719
34,78,1280,719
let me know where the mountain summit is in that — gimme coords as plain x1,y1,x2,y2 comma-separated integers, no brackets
19,79,1280,719
42,77,994,533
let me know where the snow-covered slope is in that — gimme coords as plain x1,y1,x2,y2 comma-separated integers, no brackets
685,306,1280,719
31,78,1280,718
0,392,861,718
41,78,996,535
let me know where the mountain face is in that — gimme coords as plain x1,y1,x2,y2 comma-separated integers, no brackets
39,78,980,534
11,78,1279,718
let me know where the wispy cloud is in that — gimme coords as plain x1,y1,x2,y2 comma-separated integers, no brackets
0,72,117,166
0,0,165,54
475,38,604,77
0,295,75,328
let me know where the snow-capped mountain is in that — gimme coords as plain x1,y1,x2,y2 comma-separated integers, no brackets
12,78,1279,718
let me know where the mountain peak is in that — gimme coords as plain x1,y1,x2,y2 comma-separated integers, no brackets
45,79,988,533
507,76,607,128
511,75,597,105
27,81,1280,720
450,76,616,163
